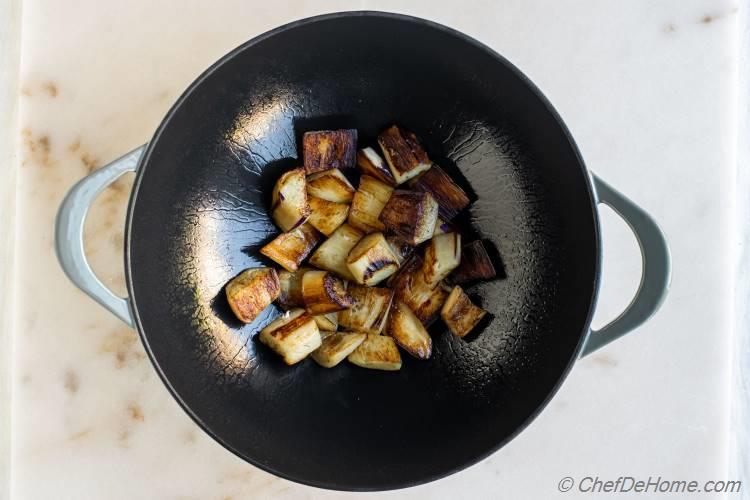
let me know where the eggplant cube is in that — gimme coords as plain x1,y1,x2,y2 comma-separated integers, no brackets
433,217,455,236
277,267,312,309
390,255,449,324
348,175,394,233
301,270,354,314
307,196,349,236
357,147,396,185
311,332,367,368
306,168,355,203
303,129,357,174
308,223,364,281
347,334,402,371
422,232,462,287
271,168,311,232
408,165,470,220
260,223,321,272
338,284,394,334
450,240,497,283
441,286,487,338
313,311,339,332
378,190,438,245
259,309,321,365
225,268,281,324
377,125,432,184
384,234,414,265
386,300,432,360
346,232,400,286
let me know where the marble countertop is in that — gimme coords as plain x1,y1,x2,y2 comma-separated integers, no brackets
3,0,742,498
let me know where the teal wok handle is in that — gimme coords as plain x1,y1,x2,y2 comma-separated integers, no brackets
55,145,146,328
579,174,671,357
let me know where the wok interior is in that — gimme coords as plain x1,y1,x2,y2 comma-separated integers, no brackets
127,14,598,489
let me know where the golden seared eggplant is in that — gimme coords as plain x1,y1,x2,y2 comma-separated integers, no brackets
311,331,367,368
306,168,356,203
422,232,462,287
259,309,321,365
276,267,312,309
307,196,349,236
389,255,449,324
301,270,354,314
346,232,400,286
347,175,393,233
302,129,357,174
378,190,438,245
356,147,396,185
338,284,394,334
260,222,321,272
407,278,449,325
441,285,487,338
271,168,311,232
450,240,497,283
313,312,339,332
408,165,470,220
347,334,402,371
377,125,432,184
386,300,432,360
384,234,413,265
308,223,364,281
433,217,456,236
386,252,422,288
225,268,281,324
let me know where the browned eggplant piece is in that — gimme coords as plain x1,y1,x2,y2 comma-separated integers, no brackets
259,308,321,365
377,125,432,184
408,165,470,220
260,223,321,272
313,312,339,332
450,240,497,283
338,284,394,334
441,286,487,338
306,168,355,203
308,223,364,281
307,195,349,236
384,234,414,265
386,252,421,288
276,267,312,309
422,232,462,287
433,217,457,235
347,334,402,371
386,300,432,360
311,331,367,368
356,147,396,185
389,255,449,324
378,190,438,245
225,268,280,323
271,167,311,232
302,129,357,174
301,270,354,314
347,175,394,234
346,232,400,286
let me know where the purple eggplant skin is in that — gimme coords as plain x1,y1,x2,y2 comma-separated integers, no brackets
449,240,497,284
408,165,470,221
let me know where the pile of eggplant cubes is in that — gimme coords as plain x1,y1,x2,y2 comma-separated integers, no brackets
224,126,496,370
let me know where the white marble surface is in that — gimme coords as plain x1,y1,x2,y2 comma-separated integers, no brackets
0,0,22,498
8,1,740,499
732,3,749,496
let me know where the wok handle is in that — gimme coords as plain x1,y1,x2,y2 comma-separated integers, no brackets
579,174,671,357
55,145,146,328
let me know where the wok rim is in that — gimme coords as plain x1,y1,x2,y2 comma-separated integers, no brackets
123,10,602,491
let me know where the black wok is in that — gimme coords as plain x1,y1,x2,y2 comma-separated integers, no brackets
55,11,670,491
